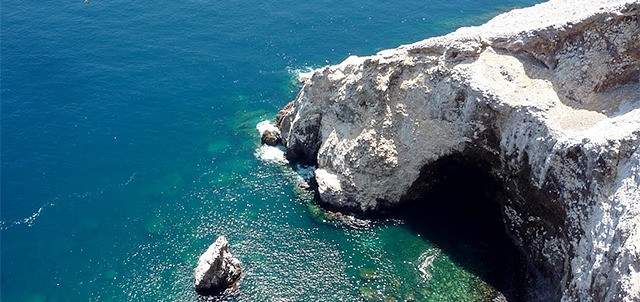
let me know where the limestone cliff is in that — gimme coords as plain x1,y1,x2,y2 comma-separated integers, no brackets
277,0,640,301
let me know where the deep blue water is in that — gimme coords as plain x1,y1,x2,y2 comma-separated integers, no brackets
2,0,542,301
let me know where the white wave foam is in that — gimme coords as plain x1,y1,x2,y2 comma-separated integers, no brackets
255,120,287,164
418,248,440,282
287,66,316,84
0,172,137,231
23,206,44,226
1,203,53,230
122,172,137,186
255,145,288,164
256,120,279,136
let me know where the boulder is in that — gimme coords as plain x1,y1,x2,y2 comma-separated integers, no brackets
257,120,283,146
261,128,282,146
194,236,242,295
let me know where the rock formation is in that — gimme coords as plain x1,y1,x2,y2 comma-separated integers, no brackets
194,236,242,295
261,129,282,146
257,120,283,146
277,0,640,301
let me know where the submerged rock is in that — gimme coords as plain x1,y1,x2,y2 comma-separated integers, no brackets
358,268,377,281
277,0,640,301
194,236,242,296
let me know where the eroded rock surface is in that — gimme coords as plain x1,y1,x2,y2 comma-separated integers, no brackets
194,236,242,295
278,0,640,301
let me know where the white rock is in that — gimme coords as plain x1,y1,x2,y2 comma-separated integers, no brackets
194,236,242,295
278,0,640,300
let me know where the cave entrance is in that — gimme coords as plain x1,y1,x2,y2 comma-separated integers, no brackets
393,154,534,301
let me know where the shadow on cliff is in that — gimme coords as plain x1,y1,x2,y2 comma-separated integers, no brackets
389,154,539,302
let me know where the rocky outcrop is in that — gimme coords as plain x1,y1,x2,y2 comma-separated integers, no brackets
258,120,283,146
194,236,242,295
261,129,282,146
278,0,640,301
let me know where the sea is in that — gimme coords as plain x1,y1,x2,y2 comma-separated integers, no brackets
1,0,543,301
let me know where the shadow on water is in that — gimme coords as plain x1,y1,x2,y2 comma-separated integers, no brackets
390,154,535,302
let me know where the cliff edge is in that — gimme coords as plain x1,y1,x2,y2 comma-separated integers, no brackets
278,0,640,301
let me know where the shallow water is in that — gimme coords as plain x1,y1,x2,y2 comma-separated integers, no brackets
2,0,542,300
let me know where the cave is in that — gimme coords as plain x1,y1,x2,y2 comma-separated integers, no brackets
393,153,547,302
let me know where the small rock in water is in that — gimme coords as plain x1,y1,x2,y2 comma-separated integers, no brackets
261,128,282,146
194,236,242,296
256,120,283,146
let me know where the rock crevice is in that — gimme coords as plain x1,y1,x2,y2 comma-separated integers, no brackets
277,0,640,301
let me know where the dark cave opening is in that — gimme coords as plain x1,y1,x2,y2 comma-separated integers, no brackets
391,154,538,302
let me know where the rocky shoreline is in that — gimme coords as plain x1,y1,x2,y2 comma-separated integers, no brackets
276,0,640,301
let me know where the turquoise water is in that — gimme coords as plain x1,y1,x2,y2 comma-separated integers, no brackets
1,0,542,301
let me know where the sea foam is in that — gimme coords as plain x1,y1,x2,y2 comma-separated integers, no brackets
287,66,316,84
418,248,440,282
0,204,53,230
255,121,318,182
255,120,287,164
255,144,288,164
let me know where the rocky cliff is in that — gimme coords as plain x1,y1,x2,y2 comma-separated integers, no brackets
277,0,640,301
